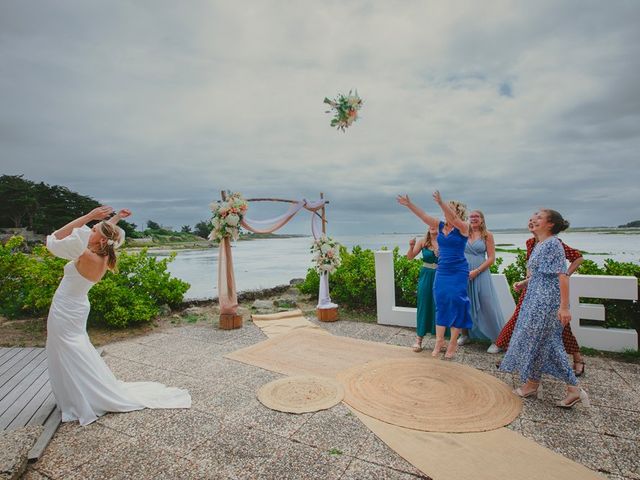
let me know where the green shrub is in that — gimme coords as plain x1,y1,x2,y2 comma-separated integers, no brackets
0,237,189,328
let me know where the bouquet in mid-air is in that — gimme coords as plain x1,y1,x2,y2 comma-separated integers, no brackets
323,90,363,132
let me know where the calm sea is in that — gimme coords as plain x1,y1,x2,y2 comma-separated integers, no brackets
157,232,640,300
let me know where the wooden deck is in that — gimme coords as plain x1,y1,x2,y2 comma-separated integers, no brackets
0,347,61,460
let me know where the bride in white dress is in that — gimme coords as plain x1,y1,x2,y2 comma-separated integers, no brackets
46,206,191,426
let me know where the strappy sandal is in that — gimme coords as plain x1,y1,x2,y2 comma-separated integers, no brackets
573,361,586,377
513,384,543,399
432,338,446,358
412,337,423,353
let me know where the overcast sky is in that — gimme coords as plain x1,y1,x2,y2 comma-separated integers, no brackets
1,0,639,234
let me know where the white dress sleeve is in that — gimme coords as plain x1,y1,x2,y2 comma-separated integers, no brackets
115,226,126,248
46,225,92,260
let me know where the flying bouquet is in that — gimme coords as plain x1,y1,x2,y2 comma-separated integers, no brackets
209,191,248,242
323,90,363,132
311,236,342,274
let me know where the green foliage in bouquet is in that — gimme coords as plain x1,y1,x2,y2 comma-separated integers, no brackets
323,90,363,132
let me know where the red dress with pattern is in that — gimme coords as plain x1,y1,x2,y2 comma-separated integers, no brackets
495,237,582,354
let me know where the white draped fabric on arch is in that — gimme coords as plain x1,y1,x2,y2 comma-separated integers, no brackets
217,196,336,316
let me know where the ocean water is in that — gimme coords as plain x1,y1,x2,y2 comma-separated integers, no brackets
157,232,640,300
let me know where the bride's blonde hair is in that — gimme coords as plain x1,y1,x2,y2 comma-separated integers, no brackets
94,222,121,271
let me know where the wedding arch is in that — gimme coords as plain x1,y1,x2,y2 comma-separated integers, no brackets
214,191,338,329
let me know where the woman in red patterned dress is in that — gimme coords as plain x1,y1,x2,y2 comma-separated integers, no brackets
495,213,586,375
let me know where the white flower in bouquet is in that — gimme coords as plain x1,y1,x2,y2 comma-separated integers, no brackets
226,213,240,227
320,243,331,254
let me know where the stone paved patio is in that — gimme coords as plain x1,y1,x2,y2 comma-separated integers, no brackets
27,319,640,479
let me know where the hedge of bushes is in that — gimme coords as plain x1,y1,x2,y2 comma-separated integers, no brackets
298,245,639,331
0,236,189,328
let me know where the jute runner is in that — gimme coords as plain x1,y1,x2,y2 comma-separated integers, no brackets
251,310,328,338
226,328,415,378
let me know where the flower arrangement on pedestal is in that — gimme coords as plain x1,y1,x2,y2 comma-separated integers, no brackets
311,236,342,274
209,192,248,242
323,90,363,132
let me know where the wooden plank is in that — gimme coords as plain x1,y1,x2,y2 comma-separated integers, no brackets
0,348,23,368
28,407,61,462
26,390,56,428
0,349,45,388
0,357,47,403
0,348,33,373
0,369,48,428
7,380,52,430
0,348,14,361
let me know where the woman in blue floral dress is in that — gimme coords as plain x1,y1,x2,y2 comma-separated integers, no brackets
500,210,589,408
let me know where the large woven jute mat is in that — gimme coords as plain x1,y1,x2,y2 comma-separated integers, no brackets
251,309,329,338
226,329,604,480
354,410,604,480
225,328,415,378
257,375,344,414
337,358,521,433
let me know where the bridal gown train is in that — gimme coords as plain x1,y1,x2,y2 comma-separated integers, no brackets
46,226,191,426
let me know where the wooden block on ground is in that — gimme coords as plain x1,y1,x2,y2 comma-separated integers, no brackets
219,314,243,330
316,307,338,322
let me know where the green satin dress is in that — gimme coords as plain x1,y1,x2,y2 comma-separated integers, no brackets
416,248,438,337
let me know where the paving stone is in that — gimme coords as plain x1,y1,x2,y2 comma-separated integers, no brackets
356,432,427,476
341,458,430,479
136,409,223,456
590,406,640,440
290,404,370,456
520,420,621,477
65,441,212,480
256,441,351,480
36,423,136,478
187,424,284,479
226,396,312,438
0,426,43,480
602,435,640,479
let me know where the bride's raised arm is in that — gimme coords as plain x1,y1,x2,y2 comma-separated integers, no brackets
396,194,440,229
52,206,114,240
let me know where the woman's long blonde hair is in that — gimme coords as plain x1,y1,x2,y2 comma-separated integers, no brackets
471,210,489,241
446,200,468,224
94,222,121,271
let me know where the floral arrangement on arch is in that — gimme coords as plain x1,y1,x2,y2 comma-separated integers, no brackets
209,192,248,242
323,90,363,132
311,236,342,274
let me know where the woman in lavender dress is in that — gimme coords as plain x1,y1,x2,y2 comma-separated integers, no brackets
500,210,589,408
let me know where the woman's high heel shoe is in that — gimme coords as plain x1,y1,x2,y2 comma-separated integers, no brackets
513,384,543,400
431,338,446,358
557,388,590,409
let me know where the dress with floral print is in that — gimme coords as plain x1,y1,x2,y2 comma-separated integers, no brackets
500,236,577,385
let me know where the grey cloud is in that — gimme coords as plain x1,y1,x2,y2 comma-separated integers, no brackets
1,0,639,233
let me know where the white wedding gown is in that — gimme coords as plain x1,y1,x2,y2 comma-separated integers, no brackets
46,226,191,426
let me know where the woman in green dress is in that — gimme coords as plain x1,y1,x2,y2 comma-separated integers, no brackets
406,226,439,352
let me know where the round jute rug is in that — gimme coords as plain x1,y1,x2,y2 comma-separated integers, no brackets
337,358,521,433
257,375,344,414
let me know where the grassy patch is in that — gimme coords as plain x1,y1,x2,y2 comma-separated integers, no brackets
328,448,343,456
